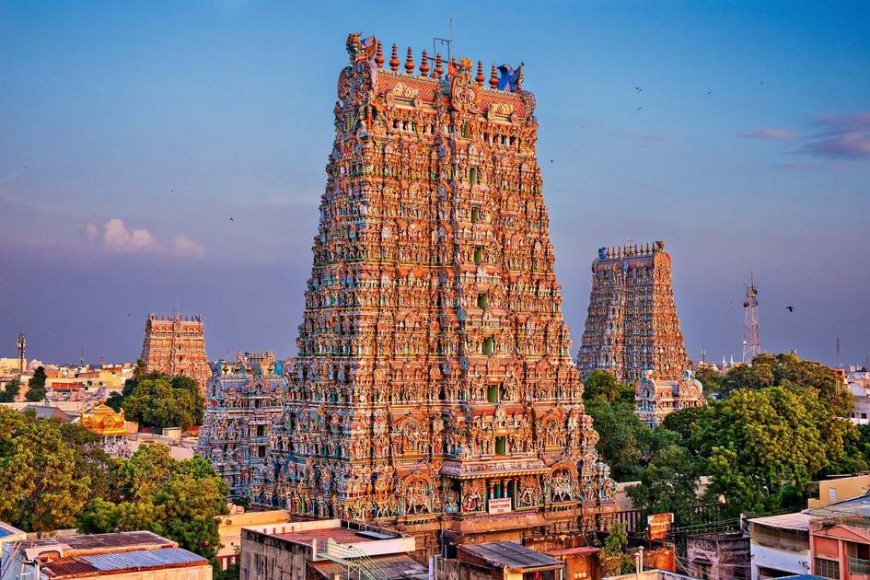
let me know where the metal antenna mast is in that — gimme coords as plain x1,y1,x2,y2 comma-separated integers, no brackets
433,18,453,61
17,332,26,375
742,273,760,364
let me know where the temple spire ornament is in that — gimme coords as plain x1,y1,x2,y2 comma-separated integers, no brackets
420,49,430,76
405,46,414,74
375,40,384,68
476,60,485,85
389,43,399,71
489,63,498,88
433,52,443,78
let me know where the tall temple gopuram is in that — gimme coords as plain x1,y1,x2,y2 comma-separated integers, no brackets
577,241,690,383
260,33,617,553
140,313,211,392
198,352,287,499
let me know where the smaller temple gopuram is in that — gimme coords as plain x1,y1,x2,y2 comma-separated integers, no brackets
635,369,706,427
197,352,288,500
140,313,211,393
80,403,130,457
577,241,690,383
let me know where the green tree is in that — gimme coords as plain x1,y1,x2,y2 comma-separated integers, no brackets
25,366,47,402
116,373,203,430
585,398,650,481
694,366,723,398
698,386,830,517
0,378,21,402
628,443,705,527
79,447,228,560
0,409,91,531
601,520,634,574
583,370,635,404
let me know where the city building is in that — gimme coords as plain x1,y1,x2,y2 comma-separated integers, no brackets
808,475,870,509
447,541,565,579
215,508,292,572
239,519,426,579
748,512,812,580
140,313,210,392
577,242,690,384
0,521,27,558
636,369,706,427
259,33,617,554
808,493,870,580
687,531,750,580
197,354,288,500
1,530,211,579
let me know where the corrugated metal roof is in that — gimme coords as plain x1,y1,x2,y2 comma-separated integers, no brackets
80,548,207,571
41,558,100,576
462,541,562,570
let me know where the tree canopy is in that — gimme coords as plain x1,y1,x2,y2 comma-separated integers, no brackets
108,371,204,430
24,366,47,402
0,378,21,402
78,447,228,560
0,407,228,560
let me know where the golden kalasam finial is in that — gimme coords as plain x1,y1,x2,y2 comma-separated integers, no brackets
405,47,415,74
390,44,399,72
433,53,443,79
489,63,498,88
375,40,384,68
420,49,430,76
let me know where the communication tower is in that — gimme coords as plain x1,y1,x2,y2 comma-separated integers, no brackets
16,332,26,374
742,275,760,364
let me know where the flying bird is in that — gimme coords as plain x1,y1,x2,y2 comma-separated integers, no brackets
634,86,643,92
229,217,234,222
786,305,794,312
707,90,713,95
636,106,643,111
549,159,554,163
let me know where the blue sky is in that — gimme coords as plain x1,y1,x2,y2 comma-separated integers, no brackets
2,1,869,367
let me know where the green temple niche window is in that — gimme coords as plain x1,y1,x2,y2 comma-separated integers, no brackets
471,206,480,223
495,437,506,455
474,247,483,265
469,167,478,183
483,336,494,355
487,385,499,403
477,293,488,308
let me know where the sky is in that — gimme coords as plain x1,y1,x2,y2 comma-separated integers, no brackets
1,1,869,368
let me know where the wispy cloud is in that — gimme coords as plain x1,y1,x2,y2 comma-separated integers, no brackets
740,128,802,140
804,113,870,159
83,218,206,258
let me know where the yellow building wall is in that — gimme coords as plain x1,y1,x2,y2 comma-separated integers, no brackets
808,475,870,508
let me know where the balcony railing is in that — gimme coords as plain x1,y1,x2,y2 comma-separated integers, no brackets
849,556,870,575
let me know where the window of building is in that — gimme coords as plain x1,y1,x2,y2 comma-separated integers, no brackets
471,206,480,223
256,425,265,438
483,337,494,355
477,293,488,308
469,167,477,183
258,446,266,459
474,247,483,265
815,557,841,579
487,385,499,403
461,122,470,138
495,437,506,455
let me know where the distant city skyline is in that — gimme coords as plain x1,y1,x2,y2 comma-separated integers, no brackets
2,1,868,367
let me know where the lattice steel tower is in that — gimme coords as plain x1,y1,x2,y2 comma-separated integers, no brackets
17,332,26,374
742,275,760,364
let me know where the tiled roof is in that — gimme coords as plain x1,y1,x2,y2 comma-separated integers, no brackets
461,541,562,571
42,548,207,577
